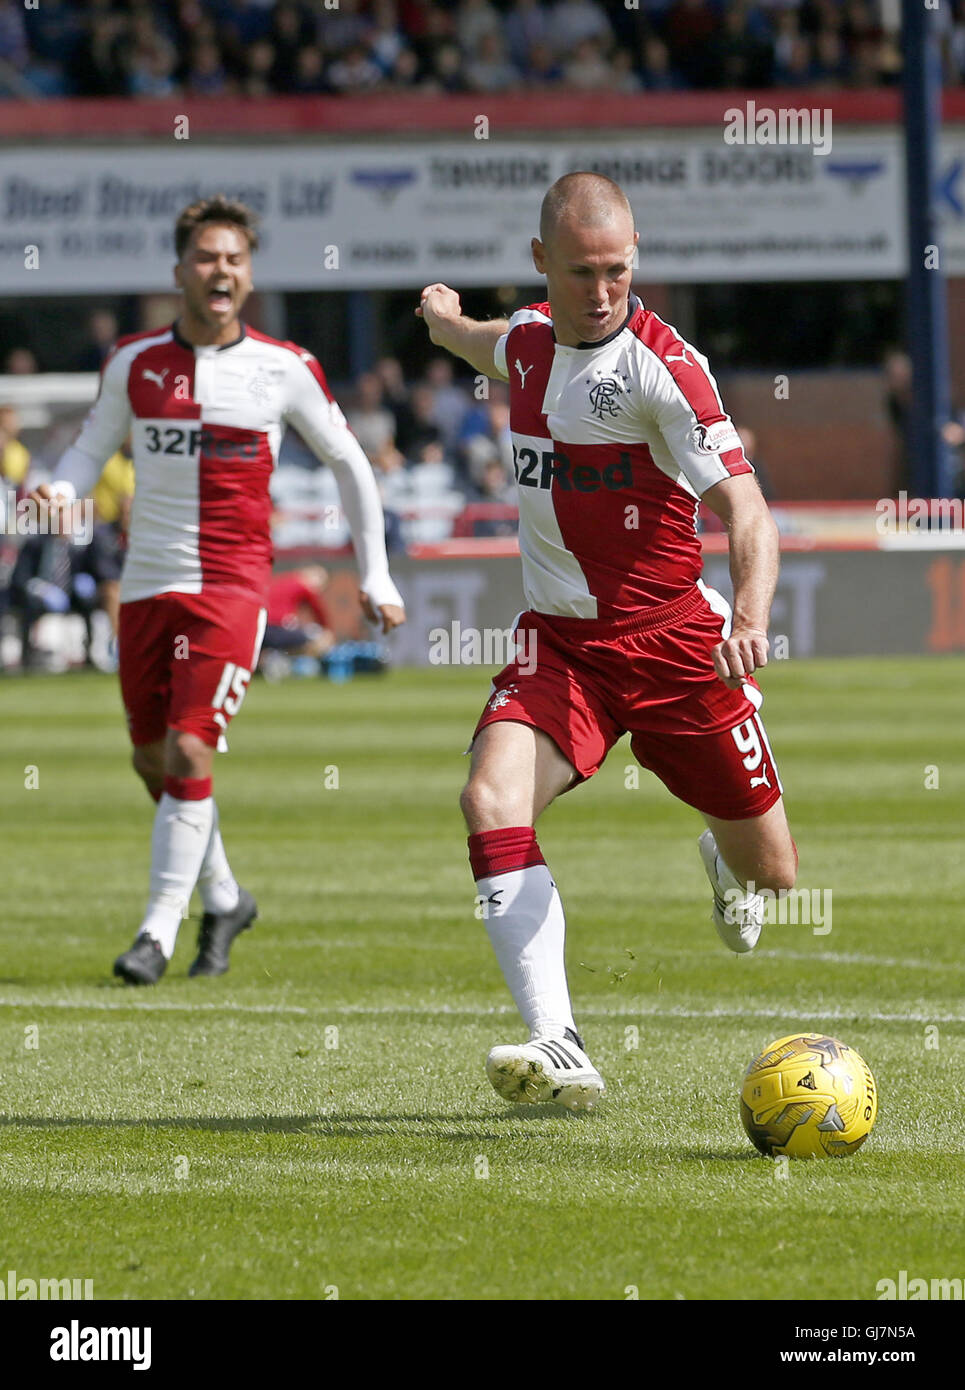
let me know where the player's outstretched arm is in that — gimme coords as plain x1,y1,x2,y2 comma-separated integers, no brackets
286,359,405,634
29,348,133,511
701,473,779,689
416,284,509,379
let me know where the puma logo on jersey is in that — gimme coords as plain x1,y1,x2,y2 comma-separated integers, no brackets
666,348,695,367
142,368,169,389
750,765,771,790
513,445,633,493
515,359,533,388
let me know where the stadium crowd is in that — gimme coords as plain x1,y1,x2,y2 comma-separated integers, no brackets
2,0,963,100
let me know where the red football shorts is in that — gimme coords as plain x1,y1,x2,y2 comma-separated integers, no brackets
473,584,783,821
118,590,267,748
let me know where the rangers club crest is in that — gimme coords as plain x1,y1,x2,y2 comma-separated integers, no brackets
487,684,519,711
586,371,630,420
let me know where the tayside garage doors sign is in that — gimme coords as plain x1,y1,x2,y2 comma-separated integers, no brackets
0,133,949,293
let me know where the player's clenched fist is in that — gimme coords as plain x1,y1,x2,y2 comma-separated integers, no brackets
416,283,462,344
713,626,769,689
27,481,72,512
361,593,405,634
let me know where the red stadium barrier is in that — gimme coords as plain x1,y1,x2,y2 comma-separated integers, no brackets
4,89,964,141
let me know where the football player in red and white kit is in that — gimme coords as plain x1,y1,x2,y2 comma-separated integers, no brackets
418,173,796,1111
32,197,405,984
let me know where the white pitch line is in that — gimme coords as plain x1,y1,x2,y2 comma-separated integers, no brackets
0,998,961,1025
754,949,965,972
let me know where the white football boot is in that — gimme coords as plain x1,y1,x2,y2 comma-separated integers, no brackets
698,829,766,954
486,1027,605,1112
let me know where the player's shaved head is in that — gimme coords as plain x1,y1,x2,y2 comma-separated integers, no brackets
539,172,634,247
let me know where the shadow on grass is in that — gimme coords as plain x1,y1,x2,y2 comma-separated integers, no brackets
0,1112,759,1159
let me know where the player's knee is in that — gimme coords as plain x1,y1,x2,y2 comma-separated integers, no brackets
166,730,212,779
460,775,520,833
132,745,163,788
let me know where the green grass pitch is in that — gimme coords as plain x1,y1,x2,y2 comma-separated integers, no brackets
0,657,963,1301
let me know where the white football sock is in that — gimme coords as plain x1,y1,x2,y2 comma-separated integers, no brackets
197,802,240,914
476,863,577,1039
138,794,214,958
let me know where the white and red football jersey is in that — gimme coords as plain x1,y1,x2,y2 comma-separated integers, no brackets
53,323,400,608
493,295,753,618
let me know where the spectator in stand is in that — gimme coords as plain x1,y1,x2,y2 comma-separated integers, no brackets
464,31,521,91
426,39,468,91
810,28,847,84
847,35,887,87
0,0,29,76
397,0,440,45
550,0,612,51
664,0,719,88
92,448,136,528
121,11,180,98
0,406,30,490
640,35,685,90
772,10,805,81
241,37,277,95
389,46,422,86
468,455,518,538
369,441,409,551
524,39,563,86
327,42,384,93
184,37,232,96
271,1,315,76
562,35,614,90
22,0,83,74
374,356,410,421
423,357,470,449
68,9,128,97
706,4,774,88
317,0,368,56
504,0,550,70
395,384,443,459
842,0,881,51
169,0,212,52
611,47,643,93
3,347,38,375
774,33,813,85
219,0,273,49
347,372,397,459
288,43,328,94
126,31,180,97
458,389,512,487
408,1,457,73
75,310,120,373
456,0,503,54
367,0,407,76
